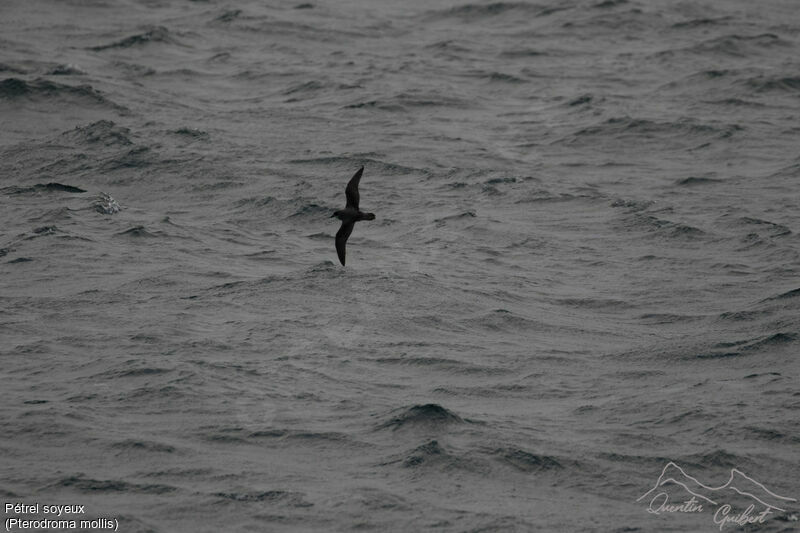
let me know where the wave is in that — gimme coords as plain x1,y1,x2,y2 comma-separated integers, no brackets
768,161,800,180
492,447,564,472
288,202,329,218
667,69,735,86
735,217,791,237
233,195,332,222
115,226,157,238
499,47,546,58
0,62,27,74
565,94,595,107
659,33,789,59
100,146,154,171
433,210,476,223
433,382,530,398
743,75,800,94
396,440,486,473
30,225,58,238
610,327,796,361
93,192,121,215
593,0,628,7
484,176,526,185
739,332,796,351
343,91,470,111
89,26,174,51
47,64,86,76
283,80,325,95
560,116,743,148
425,2,558,22
402,440,447,468
622,212,708,240
213,490,312,506
743,426,798,443
425,39,473,53
213,9,243,23
562,8,650,31
671,17,732,30
174,126,210,141
234,195,276,208
610,198,653,211
374,355,501,375
430,2,532,18
743,372,782,380
762,287,800,302
681,449,746,469
105,367,172,378
486,71,526,83
717,309,764,321
705,97,765,107
557,297,633,310
0,78,125,111
248,430,356,446
377,404,466,431
30,207,76,224
2,183,85,195
690,330,797,359
675,176,721,186
656,69,765,103
56,475,176,494
62,120,133,146
693,33,787,56
462,308,547,333
110,60,155,77
220,17,365,42
110,439,176,453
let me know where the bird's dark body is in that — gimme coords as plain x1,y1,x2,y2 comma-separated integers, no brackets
332,208,375,224
331,167,375,265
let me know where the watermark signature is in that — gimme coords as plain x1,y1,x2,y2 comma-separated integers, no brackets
637,462,797,530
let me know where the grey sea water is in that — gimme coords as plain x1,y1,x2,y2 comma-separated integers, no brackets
1,0,799,531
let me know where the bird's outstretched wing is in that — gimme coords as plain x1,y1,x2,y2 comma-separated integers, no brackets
335,221,355,266
345,166,364,210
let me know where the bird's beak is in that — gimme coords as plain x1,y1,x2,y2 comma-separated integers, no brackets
330,213,336,218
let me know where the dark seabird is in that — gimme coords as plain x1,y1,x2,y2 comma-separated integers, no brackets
331,166,375,266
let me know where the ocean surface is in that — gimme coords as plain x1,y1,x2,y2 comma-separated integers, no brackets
2,0,799,531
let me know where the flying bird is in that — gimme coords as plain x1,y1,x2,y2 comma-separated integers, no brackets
331,166,375,266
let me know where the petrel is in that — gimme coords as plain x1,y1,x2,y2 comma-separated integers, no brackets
331,166,375,266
